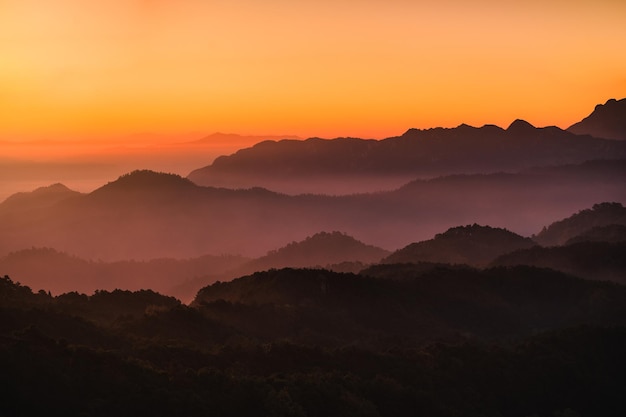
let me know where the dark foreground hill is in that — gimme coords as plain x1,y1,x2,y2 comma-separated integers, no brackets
188,120,626,193
382,224,535,266
568,97,626,140
193,266,626,344
2,269,626,417
1,164,624,260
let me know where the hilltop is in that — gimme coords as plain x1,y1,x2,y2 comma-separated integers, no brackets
382,224,535,267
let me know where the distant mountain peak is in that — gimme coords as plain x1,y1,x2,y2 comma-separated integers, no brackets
507,119,535,132
2,182,80,207
568,98,626,140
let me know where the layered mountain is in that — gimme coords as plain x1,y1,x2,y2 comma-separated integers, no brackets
568,98,626,140
534,202,626,246
172,231,389,299
1,166,625,260
492,241,626,284
0,247,248,301
382,224,536,267
188,121,626,193
0,183,82,213
244,231,388,269
565,224,626,245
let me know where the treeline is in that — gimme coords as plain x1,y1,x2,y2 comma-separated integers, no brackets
2,268,626,416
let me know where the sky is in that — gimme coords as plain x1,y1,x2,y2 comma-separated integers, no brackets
1,0,626,143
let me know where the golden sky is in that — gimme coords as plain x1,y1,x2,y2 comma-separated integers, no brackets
2,0,626,141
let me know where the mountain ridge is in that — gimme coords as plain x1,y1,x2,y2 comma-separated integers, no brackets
188,120,626,194
1,165,625,260
568,98,626,140
383,224,536,267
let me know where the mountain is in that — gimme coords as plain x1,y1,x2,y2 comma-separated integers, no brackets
0,247,248,301
237,231,389,273
534,202,626,246
0,183,81,212
187,122,626,194
186,132,301,146
568,98,626,140
382,224,536,266
1,165,625,261
565,224,626,245
492,241,626,284
163,232,389,298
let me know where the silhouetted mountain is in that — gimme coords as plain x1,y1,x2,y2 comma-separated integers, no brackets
0,183,81,212
188,123,626,193
167,232,389,299
534,202,626,246
240,231,389,273
1,164,624,260
0,248,248,301
568,98,626,140
565,224,626,244
492,241,626,284
382,224,536,266
186,132,301,145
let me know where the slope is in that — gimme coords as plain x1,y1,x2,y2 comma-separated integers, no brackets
382,224,536,266
534,202,626,246
568,97,626,140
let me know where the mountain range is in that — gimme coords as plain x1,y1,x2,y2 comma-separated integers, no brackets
4,201,625,301
188,100,626,194
1,161,624,261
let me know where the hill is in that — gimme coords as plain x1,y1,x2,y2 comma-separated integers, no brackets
188,121,626,194
0,183,81,212
240,231,389,272
568,98,626,140
0,248,248,302
193,266,626,344
492,241,626,284
382,224,536,266
2,272,626,416
1,165,625,260
565,224,626,244
534,202,626,246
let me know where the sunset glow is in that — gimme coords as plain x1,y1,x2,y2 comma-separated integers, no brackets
1,0,625,143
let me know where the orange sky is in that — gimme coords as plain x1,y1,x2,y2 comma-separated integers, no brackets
1,0,626,142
